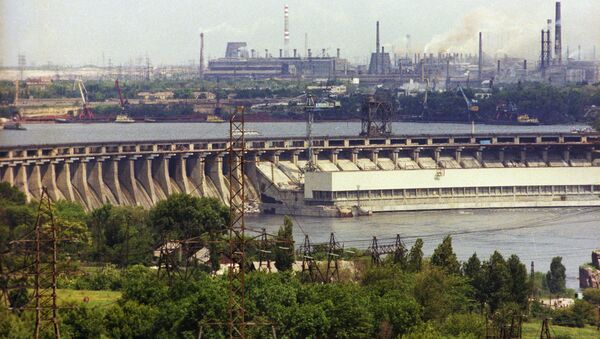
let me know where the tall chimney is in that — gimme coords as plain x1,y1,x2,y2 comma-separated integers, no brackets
293,49,297,58
478,32,483,80
199,32,204,80
523,59,527,71
279,49,283,58
578,45,581,61
541,30,546,74
555,2,562,64
336,48,340,59
284,5,290,57
381,46,385,74
322,48,325,57
497,60,501,73
376,21,380,74
265,49,269,58
547,19,553,61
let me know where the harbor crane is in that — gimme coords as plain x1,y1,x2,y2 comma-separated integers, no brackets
114,79,129,112
458,85,479,113
114,79,135,123
75,79,94,120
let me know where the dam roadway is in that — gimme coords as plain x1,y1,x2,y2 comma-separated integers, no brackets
0,121,599,214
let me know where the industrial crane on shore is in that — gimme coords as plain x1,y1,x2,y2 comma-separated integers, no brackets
114,79,134,123
458,85,479,113
75,79,94,120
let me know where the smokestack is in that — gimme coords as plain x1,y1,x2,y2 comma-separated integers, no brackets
376,21,380,56
308,48,312,58
555,2,562,64
523,59,527,70
381,46,385,74
541,30,545,71
497,60,500,73
265,49,269,58
578,45,581,61
293,49,297,58
336,48,340,59
478,32,482,80
279,49,283,58
199,32,204,80
376,21,380,74
547,19,553,61
322,48,325,57
284,5,290,57
251,49,255,58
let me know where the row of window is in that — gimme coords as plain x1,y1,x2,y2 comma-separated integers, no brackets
311,185,600,201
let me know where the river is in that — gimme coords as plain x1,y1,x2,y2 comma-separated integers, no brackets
1,122,597,289
0,121,591,147
249,207,600,289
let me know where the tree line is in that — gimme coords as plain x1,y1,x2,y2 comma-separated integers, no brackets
0,182,598,338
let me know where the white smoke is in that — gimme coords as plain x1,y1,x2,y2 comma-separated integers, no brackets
424,7,540,59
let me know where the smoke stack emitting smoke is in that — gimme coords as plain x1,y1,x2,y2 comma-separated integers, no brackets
423,7,556,59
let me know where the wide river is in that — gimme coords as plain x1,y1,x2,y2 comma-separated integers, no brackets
0,120,591,147
1,122,597,288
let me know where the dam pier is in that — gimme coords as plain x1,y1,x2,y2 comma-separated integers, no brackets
1,131,599,216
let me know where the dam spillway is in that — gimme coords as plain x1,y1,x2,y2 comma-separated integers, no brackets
0,131,599,215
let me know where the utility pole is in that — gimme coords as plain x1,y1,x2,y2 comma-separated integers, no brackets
33,187,61,339
227,106,247,338
305,93,317,172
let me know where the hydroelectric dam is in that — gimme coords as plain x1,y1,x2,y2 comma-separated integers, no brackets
1,131,599,216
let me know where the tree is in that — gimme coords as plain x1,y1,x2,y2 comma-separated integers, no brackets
149,194,228,242
463,253,486,309
407,238,424,272
413,267,471,322
88,205,152,265
507,255,529,309
483,251,511,312
0,182,26,205
546,256,566,294
274,216,294,271
430,235,461,275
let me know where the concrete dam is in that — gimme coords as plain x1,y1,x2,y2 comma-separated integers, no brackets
1,132,599,216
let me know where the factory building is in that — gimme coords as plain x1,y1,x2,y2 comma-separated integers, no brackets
206,42,347,79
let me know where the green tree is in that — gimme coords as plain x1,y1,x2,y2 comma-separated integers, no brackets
274,216,294,271
88,205,152,265
483,251,511,312
104,300,159,339
507,254,529,309
149,194,228,242
463,253,486,310
373,291,422,337
546,256,566,294
430,235,461,275
407,238,424,272
61,304,106,339
413,267,471,322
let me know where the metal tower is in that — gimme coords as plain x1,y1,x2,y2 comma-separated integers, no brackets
227,106,247,338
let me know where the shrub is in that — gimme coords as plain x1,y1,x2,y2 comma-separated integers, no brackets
582,288,600,305
441,313,485,338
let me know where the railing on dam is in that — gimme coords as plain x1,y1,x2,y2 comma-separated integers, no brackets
1,132,599,161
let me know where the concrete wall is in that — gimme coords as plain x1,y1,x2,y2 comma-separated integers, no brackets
305,167,600,198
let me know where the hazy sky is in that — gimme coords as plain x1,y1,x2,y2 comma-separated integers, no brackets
2,0,599,67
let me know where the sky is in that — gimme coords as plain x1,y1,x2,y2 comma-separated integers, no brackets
1,0,599,67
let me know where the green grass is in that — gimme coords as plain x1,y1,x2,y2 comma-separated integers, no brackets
522,321,600,338
56,289,121,308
